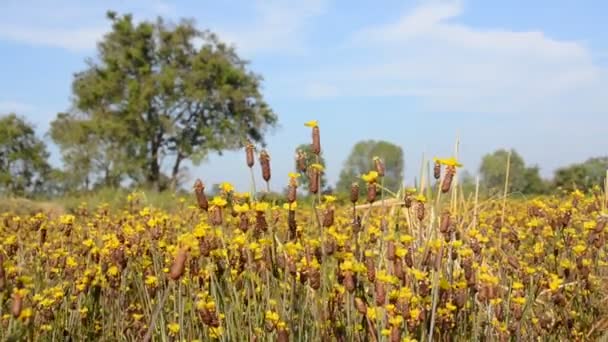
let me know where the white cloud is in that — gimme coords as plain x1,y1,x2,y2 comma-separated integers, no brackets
0,0,176,51
301,1,607,116
214,0,326,56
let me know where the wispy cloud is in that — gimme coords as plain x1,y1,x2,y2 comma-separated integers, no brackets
213,0,327,56
0,0,176,51
297,1,607,116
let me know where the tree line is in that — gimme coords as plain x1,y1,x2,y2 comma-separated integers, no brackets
1,12,606,198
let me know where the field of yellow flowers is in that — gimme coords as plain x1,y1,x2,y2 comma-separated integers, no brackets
1,121,608,341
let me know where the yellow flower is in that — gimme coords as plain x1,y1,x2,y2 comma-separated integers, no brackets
145,275,158,287
220,182,234,193
433,157,463,168
19,308,33,321
324,195,337,203
233,203,250,213
304,120,319,128
283,202,298,210
288,172,301,179
310,163,324,171
255,202,270,212
361,171,379,183
210,196,228,207
167,322,180,336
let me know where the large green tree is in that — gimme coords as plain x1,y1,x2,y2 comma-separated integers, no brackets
336,140,404,196
554,157,608,191
50,12,277,191
0,114,51,197
479,149,547,195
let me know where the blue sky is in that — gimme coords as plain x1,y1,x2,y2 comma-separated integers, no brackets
1,0,607,191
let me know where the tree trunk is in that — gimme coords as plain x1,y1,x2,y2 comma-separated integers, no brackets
147,133,162,191
170,153,184,191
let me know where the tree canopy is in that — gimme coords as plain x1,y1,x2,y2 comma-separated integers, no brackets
554,157,608,191
0,114,51,197
479,149,547,195
50,12,277,191
336,140,404,196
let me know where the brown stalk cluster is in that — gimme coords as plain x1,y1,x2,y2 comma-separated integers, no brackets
194,179,208,211
246,142,255,168
169,247,188,281
259,150,271,182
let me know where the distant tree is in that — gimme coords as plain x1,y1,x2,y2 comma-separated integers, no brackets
294,143,327,192
554,157,608,191
479,149,547,195
50,12,277,191
336,140,404,196
0,114,51,197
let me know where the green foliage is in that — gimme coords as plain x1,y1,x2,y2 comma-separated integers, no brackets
479,149,547,195
336,140,404,195
50,12,277,192
554,157,608,191
0,113,51,197
294,143,327,192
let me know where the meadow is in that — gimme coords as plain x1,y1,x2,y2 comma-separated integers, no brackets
1,121,607,342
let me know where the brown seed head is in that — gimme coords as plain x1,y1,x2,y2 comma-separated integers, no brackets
433,161,441,180
11,292,22,318
311,126,321,155
259,150,271,182
367,182,377,203
373,157,385,177
287,184,297,203
246,143,255,168
169,248,188,281
194,179,208,211
441,165,456,193
296,149,307,173
350,182,360,204
309,168,320,194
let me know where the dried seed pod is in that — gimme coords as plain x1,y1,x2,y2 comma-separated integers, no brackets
375,280,386,306
386,240,396,261
287,184,297,203
439,211,451,234
374,157,385,177
210,206,223,226
367,182,377,203
393,259,404,281
343,271,356,293
194,179,208,211
309,168,320,194
246,143,255,168
350,182,360,204
365,256,376,283
354,297,367,315
309,268,321,290
296,149,307,173
169,248,188,281
390,326,401,342
441,165,456,193
433,160,441,180
277,327,289,342
416,201,425,221
255,211,268,232
322,208,335,228
239,213,249,232
311,126,321,155
259,150,271,182
404,193,413,208
11,292,23,318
